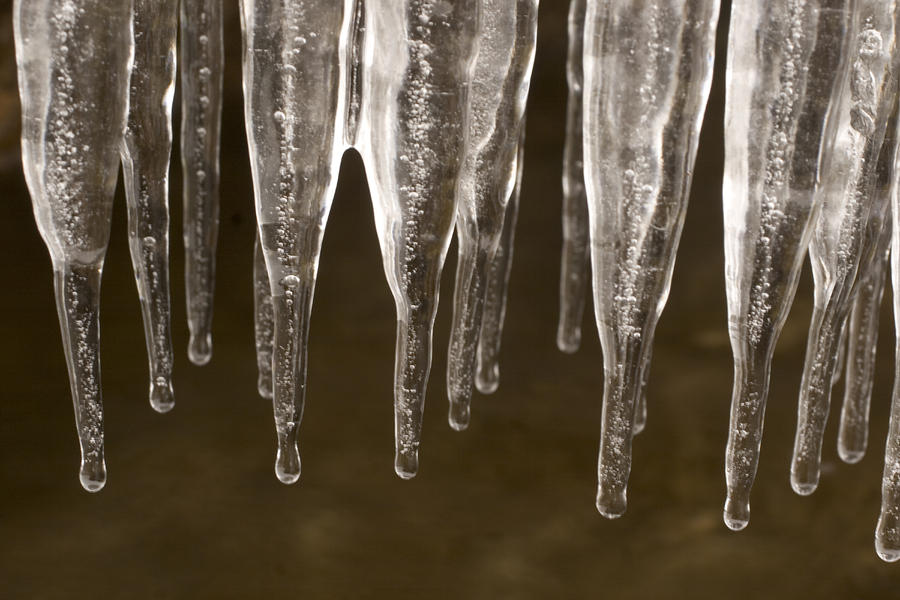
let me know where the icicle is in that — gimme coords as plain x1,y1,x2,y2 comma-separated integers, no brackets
839,225,890,463
180,0,223,366
14,0,133,491
446,0,539,431
831,316,849,387
722,0,854,530
253,232,274,400
557,0,589,354
791,3,900,496
475,128,525,396
240,0,351,484
583,0,720,518
359,0,480,478
121,0,177,413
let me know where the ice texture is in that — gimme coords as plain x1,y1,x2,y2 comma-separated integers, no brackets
722,0,854,530
583,0,720,518
181,0,223,366
14,0,134,491
121,0,178,413
253,233,274,400
240,0,351,484
358,0,480,478
792,2,900,496
446,0,539,431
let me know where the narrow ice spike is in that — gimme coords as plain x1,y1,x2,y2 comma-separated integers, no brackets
358,0,480,477
14,0,133,491
181,0,223,366
791,3,900,496
475,129,526,396
557,0,589,354
839,227,890,463
722,0,854,529
583,0,720,519
253,233,274,400
446,0,539,431
240,0,352,484
121,0,177,413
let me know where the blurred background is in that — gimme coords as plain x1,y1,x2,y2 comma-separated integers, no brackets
3,0,900,597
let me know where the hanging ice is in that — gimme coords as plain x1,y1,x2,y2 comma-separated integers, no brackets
240,0,351,483
358,0,480,478
181,0,223,366
446,0,539,431
583,0,720,518
14,0,134,491
722,0,854,530
121,0,178,413
253,233,274,400
791,3,900,496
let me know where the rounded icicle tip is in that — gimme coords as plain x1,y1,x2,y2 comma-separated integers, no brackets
275,447,301,485
79,461,107,493
475,362,500,395
723,497,749,531
394,451,419,480
448,402,471,432
150,377,175,414
596,487,626,519
188,333,212,366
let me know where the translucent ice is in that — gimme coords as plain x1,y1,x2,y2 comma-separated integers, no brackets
583,0,720,518
14,0,133,491
253,233,274,400
722,0,854,530
181,0,223,366
446,0,538,431
121,0,178,413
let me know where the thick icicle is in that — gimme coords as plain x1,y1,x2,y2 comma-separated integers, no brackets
446,0,539,431
359,0,479,478
839,225,890,463
791,3,900,496
121,0,177,413
557,0,589,354
475,129,525,396
583,0,720,518
240,0,351,484
14,0,133,491
253,233,274,400
180,0,223,366
722,0,854,530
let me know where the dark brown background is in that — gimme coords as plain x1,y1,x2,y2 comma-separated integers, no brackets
2,1,900,597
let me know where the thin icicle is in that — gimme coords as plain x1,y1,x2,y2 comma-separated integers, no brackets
14,0,133,491
253,232,274,400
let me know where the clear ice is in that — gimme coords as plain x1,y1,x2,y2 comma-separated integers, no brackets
181,0,223,366
253,233,274,400
722,0,854,530
121,0,178,413
14,0,134,491
446,0,539,431
583,0,720,518
792,2,900,496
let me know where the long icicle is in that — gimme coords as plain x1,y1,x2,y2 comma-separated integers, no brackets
121,0,178,413
721,0,854,530
14,0,134,491
240,0,352,484
446,0,539,431
583,0,720,518
359,0,480,478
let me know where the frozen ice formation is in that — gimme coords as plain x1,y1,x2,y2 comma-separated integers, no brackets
14,0,134,491
253,233,274,400
445,0,539,431
121,0,178,413
180,0,223,366
792,1,900,497
721,0,855,531
583,0,720,519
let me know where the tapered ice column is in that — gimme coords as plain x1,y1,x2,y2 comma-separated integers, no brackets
240,0,350,484
557,0,589,354
14,0,133,491
475,129,525,396
359,0,479,478
839,224,890,463
253,233,274,400
121,0,177,413
181,0,223,366
584,0,719,519
791,4,900,496
722,0,854,530
446,0,539,431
